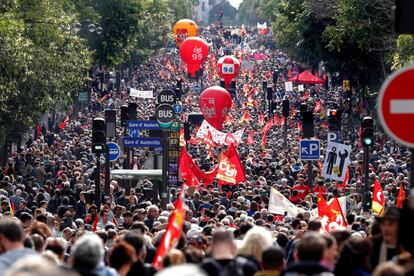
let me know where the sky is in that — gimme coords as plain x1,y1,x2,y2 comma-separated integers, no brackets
229,0,243,9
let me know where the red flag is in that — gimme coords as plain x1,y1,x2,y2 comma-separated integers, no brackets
338,167,350,191
216,144,246,185
297,122,302,133
203,131,214,149
372,178,385,215
328,198,348,228
318,195,338,233
262,120,273,133
36,123,41,137
262,131,267,149
314,100,322,113
246,130,255,145
291,105,296,117
59,116,69,130
259,112,265,126
396,183,405,208
239,110,250,123
92,215,100,232
10,200,15,216
152,188,187,270
179,147,217,186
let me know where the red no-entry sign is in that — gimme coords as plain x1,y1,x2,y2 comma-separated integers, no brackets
378,66,414,148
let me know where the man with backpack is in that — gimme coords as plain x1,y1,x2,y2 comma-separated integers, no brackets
200,229,258,276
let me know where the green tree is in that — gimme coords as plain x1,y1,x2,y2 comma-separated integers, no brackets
209,0,237,26
237,0,261,26
0,0,91,147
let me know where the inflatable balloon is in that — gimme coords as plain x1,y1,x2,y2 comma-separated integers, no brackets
173,19,198,47
199,86,233,131
217,55,240,89
180,37,209,79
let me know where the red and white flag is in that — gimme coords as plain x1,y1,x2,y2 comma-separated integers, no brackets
372,178,385,215
152,188,187,270
59,116,70,130
246,130,255,145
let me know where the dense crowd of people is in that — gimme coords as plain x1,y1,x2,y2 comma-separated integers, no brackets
0,24,413,276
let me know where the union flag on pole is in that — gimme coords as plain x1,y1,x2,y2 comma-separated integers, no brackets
152,188,187,270
318,195,340,233
59,116,70,130
216,144,246,185
396,183,405,208
372,178,385,215
328,197,347,228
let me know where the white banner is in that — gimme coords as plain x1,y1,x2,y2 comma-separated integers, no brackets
130,88,153,99
285,81,293,92
298,84,304,92
322,142,352,182
196,120,244,145
269,187,306,217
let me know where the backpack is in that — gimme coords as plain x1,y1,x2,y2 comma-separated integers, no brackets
208,257,247,276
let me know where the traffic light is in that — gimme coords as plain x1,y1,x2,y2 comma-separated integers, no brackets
104,110,116,138
300,103,308,114
362,116,374,146
273,70,279,84
120,105,129,127
128,102,137,121
302,111,314,138
92,118,106,154
283,100,290,117
328,109,342,131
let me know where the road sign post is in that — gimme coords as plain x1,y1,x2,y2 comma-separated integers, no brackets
378,66,414,189
300,140,320,161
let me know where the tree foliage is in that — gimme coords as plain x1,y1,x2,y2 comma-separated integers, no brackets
0,0,91,145
236,0,261,26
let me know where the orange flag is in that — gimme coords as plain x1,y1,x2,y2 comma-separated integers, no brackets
216,144,246,185
338,167,350,191
152,188,187,270
396,183,405,208
372,178,385,215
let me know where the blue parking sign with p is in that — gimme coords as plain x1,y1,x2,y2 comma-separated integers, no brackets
300,139,320,161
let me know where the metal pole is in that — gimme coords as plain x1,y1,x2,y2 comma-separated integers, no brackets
307,161,313,188
363,145,370,212
95,153,101,210
283,115,288,146
161,130,169,209
104,143,110,202
122,127,130,195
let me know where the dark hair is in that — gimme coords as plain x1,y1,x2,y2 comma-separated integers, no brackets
0,217,24,242
296,233,326,261
123,233,145,255
109,242,136,270
307,219,322,232
239,222,253,235
45,238,65,257
20,212,33,224
262,246,284,270
31,233,45,252
334,237,372,276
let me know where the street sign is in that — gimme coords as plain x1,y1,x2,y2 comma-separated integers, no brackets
127,120,161,130
193,85,201,93
328,132,340,144
157,90,176,105
378,66,414,148
173,103,183,114
107,142,121,161
322,142,351,182
78,91,89,104
155,104,175,129
300,139,320,161
129,129,139,137
122,137,162,148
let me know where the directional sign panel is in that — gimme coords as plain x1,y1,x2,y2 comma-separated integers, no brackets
300,139,320,161
123,137,162,148
127,120,161,130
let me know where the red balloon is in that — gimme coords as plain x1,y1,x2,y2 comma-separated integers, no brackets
199,86,233,131
179,37,209,78
217,55,240,89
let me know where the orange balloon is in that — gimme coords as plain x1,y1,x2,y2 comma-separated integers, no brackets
173,19,198,47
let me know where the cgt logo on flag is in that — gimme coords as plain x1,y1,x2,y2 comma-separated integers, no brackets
200,98,217,118
217,155,237,184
